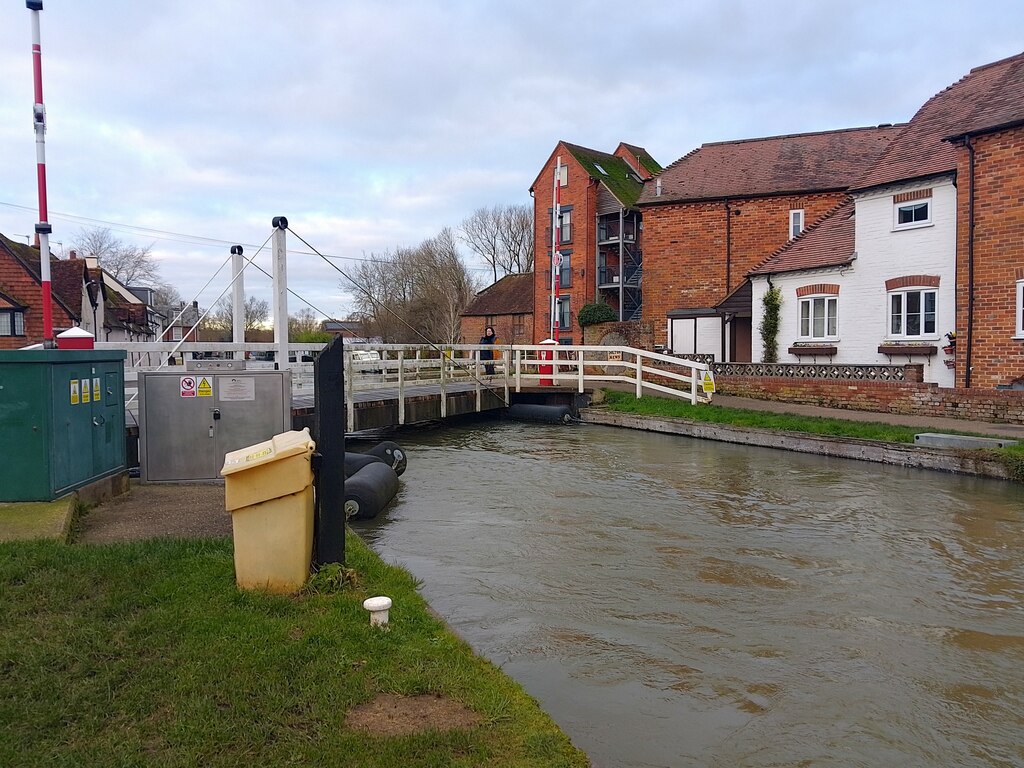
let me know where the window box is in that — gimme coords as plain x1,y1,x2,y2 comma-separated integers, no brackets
788,345,837,357
877,344,937,357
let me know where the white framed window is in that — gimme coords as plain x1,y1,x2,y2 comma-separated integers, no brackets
557,164,568,187
171,326,183,341
789,209,804,240
799,296,838,339
894,199,931,229
889,288,937,337
1016,280,1024,338
0,309,26,336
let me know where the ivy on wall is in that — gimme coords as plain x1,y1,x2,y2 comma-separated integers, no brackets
759,285,782,363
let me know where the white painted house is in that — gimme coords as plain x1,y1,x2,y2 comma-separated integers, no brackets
749,174,957,386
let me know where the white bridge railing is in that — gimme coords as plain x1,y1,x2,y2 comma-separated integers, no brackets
95,341,713,422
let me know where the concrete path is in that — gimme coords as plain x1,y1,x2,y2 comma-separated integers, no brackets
711,394,1024,440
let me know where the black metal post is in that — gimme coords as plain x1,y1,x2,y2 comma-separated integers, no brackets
314,335,345,564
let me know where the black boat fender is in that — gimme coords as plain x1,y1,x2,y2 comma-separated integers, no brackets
507,403,574,424
364,440,407,476
345,462,400,521
343,451,384,478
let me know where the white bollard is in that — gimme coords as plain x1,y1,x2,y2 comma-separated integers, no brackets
362,596,392,628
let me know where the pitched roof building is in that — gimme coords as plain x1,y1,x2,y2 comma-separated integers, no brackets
530,140,661,341
460,272,534,345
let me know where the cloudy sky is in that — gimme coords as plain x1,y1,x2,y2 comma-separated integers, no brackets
1,1,1021,323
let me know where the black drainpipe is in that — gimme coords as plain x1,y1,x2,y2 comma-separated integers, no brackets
965,136,976,388
724,199,732,294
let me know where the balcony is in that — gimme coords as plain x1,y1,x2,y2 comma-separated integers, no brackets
598,267,620,288
597,227,637,246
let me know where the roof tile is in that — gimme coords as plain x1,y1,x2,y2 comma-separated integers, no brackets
640,126,902,205
461,273,534,317
854,51,1024,190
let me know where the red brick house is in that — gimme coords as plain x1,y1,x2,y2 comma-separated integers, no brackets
530,141,661,343
460,272,534,345
636,126,901,359
0,233,83,349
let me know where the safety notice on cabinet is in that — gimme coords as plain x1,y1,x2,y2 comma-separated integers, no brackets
219,376,255,401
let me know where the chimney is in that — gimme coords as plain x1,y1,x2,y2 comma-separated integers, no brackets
69,249,77,260
655,178,662,197
33,233,40,248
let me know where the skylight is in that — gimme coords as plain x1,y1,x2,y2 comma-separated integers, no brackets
594,163,608,175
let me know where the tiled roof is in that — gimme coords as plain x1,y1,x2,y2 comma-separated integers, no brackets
51,260,87,314
855,52,1024,190
0,233,82,318
461,273,534,317
562,142,647,208
640,126,903,205
748,199,855,276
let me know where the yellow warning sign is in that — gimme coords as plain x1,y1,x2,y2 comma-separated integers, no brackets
81,378,91,404
92,377,101,402
702,371,716,394
70,379,80,405
197,377,213,398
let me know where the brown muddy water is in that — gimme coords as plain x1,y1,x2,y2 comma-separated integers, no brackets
351,420,1024,768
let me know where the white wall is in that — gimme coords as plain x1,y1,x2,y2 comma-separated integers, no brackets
750,177,957,386
669,316,722,359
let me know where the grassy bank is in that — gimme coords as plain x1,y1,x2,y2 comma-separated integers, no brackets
0,534,588,768
600,390,1024,481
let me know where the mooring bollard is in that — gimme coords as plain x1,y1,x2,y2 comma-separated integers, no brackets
362,596,392,627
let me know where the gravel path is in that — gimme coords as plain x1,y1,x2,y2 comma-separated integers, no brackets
77,481,231,544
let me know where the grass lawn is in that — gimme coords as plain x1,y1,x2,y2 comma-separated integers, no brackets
0,534,588,768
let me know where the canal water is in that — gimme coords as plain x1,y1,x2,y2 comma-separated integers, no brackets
351,420,1024,768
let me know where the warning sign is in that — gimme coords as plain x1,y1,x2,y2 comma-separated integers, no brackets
180,376,197,398
81,378,91,404
197,377,213,397
92,377,101,402
702,371,716,394
70,379,80,405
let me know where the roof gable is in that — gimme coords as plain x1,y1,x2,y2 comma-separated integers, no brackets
855,51,1024,190
461,273,534,317
641,126,902,205
748,199,855,276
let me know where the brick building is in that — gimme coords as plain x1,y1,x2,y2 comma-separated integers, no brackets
636,126,901,359
460,272,533,346
530,141,661,343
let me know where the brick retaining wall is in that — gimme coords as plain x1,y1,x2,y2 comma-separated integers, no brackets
716,375,1024,425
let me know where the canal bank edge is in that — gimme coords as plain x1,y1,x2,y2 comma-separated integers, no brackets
581,408,1015,482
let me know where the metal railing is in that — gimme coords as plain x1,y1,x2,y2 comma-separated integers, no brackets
95,341,713,423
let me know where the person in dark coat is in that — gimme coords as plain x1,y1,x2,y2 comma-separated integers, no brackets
479,326,497,375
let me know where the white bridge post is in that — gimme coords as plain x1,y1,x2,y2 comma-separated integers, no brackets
271,217,289,370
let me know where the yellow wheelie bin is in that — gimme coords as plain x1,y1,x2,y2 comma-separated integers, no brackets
221,428,316,593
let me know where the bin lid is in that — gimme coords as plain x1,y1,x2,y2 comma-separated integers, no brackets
221,428,316,477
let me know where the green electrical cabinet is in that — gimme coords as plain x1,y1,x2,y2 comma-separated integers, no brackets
0,349,127,501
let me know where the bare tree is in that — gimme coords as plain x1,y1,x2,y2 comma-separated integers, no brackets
73,227,161,287
204,295,270,333
459,203,534,281
289,308,331,342
344,231,480,344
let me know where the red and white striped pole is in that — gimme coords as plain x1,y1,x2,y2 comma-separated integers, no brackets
551,157,562,343
28,0,54,347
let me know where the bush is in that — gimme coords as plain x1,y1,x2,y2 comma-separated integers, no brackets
578,302,617,327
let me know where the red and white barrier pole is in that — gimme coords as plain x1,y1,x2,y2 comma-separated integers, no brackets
28,1,54,347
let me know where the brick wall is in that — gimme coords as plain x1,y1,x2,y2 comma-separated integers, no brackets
460,313,533,346
956,126,1024,388
716,375,1024,424
641,192,846,346
582,320,654,348
533,148,598,343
